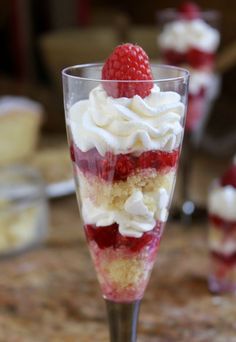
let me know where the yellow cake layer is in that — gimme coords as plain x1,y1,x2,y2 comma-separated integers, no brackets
77,168,175,214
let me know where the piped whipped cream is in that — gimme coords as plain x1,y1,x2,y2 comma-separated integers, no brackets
82,188,169,238
208,185,236,222
69,84,185,156
158,19,220,53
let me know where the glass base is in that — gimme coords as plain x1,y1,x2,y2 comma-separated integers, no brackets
105,299,141,342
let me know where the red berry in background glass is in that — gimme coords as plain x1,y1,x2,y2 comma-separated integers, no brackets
221,164,236,188
164,50,186,66
187,48,214,68
102,43,153,98
178,2,200,20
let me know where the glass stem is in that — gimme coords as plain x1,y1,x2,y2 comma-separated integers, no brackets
105,299,141,342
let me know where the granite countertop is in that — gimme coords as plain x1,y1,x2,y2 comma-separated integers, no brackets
0,196,236,342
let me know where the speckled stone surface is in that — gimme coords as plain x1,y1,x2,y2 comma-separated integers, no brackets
0,196,236,342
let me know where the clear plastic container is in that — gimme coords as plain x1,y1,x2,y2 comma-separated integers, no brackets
0,165,48,258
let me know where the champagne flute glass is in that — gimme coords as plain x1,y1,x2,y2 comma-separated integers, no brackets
62,64,189,341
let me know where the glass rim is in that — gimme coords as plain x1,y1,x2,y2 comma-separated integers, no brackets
62,63,190,83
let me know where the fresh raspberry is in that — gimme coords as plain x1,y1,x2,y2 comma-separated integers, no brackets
114,154,136,181
221,164,236,188
102,43,153,98
178,2,200,20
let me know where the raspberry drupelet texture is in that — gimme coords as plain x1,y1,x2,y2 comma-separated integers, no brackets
102,43,153,98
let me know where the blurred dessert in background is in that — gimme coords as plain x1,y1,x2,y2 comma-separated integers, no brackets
30,147,72,185
208,159,236,293
158,1,220,132
0,96,42,166
0,166,48,256
0,199,40,253
158,2,220,71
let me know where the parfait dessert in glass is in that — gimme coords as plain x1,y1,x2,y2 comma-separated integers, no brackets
208,160,236,293
62,43,189,341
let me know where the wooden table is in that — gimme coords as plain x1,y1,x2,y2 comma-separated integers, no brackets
0,196,236,342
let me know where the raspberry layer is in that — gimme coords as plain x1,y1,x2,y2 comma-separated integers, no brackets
70,144,179,182
85,222,163,302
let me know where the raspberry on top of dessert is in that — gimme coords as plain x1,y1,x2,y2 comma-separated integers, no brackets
69,43,185,158
102,43,153,98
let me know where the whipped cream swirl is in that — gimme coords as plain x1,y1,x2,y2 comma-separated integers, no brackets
158,19,220,53
82,189,169,238
208,185,236,221
69,84,185,156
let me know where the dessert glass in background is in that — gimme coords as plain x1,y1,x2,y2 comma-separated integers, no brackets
157,2,220,220
0,96,42,167
0,166,48,257
62,60,189,341
208,160,236,293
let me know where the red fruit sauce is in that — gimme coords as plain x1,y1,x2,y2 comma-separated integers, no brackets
209,214,236,232
85,222,163,252
211,251,236,267
70,144,179,181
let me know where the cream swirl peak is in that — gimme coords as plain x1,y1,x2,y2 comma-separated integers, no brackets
69,84,185,156
159,19,220,53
